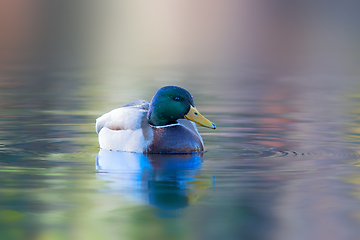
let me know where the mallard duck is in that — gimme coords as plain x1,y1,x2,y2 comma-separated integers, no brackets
95,86,216,153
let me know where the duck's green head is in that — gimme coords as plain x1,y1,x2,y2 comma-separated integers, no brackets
148,86,216,129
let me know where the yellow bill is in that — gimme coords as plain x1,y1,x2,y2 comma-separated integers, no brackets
184,105,216,129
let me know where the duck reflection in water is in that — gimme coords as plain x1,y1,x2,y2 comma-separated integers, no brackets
96,149,212,212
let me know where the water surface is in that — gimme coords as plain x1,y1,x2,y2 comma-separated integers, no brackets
1,67,360,240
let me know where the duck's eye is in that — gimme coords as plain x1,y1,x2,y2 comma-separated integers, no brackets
173,96,181,102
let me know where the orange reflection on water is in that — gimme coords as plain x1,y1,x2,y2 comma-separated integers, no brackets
257,81,298,148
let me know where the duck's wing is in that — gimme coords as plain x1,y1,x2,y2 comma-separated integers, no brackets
96,100,150,134
121,100,149,110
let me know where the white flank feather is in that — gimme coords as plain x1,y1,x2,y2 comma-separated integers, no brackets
96,107,145,133
96,107,153,152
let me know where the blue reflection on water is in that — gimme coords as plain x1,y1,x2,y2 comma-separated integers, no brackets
96,150,208,212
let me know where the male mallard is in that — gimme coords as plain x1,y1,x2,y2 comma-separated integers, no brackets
96,86,216,153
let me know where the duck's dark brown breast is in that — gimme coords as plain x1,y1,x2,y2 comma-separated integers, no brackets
145,125,204,154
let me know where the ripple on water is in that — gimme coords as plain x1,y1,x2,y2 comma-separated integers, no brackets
217,145,360,161
268,148,360,161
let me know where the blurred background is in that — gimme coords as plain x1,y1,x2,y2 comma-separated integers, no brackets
2,0,360,72
1,1,360,240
